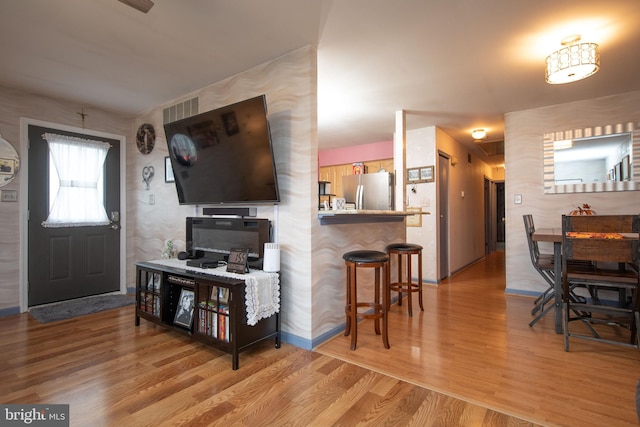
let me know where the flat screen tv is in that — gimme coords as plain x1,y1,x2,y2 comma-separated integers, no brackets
163,95,280,205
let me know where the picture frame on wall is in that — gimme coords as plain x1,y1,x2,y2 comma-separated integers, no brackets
615,161,623,182
407,168,420,182
420,166,434,182
165,156,175,183
407,165,435,183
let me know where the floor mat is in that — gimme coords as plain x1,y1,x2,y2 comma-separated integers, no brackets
29,294,134,323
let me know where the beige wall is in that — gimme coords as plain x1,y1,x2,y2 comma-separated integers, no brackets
505,90,640,295
0,86,130,312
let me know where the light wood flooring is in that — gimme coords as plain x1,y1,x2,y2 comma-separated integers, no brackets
1,251,638,426
318,250,640,426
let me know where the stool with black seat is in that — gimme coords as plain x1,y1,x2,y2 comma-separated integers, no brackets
343,250,390,351
386,243,423,316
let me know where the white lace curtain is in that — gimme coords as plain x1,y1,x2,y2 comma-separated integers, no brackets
42,133,111,228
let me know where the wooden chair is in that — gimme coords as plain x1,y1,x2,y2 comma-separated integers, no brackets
561,214,640,351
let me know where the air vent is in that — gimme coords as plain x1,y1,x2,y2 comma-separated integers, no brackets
476,140,504,156
163,97,199,124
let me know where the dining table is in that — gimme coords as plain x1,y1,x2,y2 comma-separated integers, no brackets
531,228,563,333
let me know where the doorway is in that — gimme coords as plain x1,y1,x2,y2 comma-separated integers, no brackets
22,120,125,308
484,178,505,254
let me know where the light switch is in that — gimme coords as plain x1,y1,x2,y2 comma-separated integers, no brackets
514,194,522,204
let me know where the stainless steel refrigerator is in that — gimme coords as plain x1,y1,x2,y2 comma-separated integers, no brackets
342,172,394,210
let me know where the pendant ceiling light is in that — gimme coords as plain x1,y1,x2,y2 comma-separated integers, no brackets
545,35,600,84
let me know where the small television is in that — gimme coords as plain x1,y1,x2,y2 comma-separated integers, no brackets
163,95,280,205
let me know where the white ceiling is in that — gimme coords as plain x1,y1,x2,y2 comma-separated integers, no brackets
1,0,639,166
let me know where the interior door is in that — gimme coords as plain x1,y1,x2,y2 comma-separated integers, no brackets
27,125,121,306
438,153,449,280
496,182,505,243
484,178,491,254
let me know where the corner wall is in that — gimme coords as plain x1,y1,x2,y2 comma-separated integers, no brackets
128,46,318,345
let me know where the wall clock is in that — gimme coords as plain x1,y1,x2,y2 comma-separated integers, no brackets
136,123,155,154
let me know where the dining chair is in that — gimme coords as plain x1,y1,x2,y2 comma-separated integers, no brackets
561,214,640,351
523,215,556,326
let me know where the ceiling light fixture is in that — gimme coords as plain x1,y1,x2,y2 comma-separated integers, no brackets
545,35,599,84
471,129,487,140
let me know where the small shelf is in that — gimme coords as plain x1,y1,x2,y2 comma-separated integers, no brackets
318,181,334,209
136,269,162,320
317,210,417,225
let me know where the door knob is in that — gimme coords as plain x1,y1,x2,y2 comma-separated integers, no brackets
109,211,120,229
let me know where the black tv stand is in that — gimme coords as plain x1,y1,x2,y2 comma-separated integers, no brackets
135,261,281,370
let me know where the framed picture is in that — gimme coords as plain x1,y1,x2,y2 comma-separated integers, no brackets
615,162,623,182
407,166,434,183
165,156,174,183
622,155,630,181
420,166,434,182
174,288,195,328
407,168,420,182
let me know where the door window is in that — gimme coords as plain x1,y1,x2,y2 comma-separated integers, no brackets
42,133,110,227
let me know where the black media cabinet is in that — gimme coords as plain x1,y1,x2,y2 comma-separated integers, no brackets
135,261,280,370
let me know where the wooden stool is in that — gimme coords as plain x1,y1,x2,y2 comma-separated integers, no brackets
386,243,423,316
343,250,390,351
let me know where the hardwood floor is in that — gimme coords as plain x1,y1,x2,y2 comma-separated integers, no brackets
318,250,640,426
1,251,637,426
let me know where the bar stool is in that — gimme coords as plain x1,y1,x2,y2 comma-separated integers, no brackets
386,243,423,316
343,250,390,351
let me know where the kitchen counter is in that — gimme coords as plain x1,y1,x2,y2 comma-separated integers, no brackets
317,210,427,225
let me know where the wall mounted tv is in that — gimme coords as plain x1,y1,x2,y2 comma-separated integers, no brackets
163,95,280,205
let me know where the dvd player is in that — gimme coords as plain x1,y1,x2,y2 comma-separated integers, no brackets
186,259,223,269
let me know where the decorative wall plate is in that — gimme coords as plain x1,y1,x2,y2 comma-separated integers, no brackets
136,123,155,154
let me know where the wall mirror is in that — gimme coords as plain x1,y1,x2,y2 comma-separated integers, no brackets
0,133,20,187
543,122,639,193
